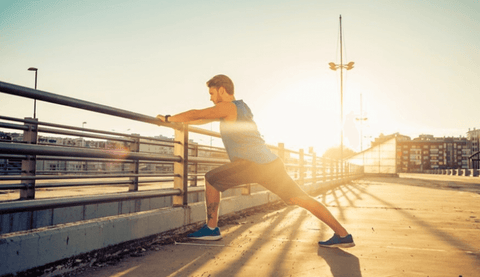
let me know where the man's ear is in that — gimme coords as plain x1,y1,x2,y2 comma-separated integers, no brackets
218,86,226,95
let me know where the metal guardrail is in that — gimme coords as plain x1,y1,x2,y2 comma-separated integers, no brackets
0,80,362,214
427,168,480,176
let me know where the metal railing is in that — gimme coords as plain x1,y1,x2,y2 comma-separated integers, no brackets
0,80,362,215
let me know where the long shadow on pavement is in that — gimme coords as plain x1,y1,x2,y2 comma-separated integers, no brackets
151,183,365,276
70,182,368,277
317,247,362,277
212,206,311,276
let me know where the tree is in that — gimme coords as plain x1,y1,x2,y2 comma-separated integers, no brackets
322,146,357,160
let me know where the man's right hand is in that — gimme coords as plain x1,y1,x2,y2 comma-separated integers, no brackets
156,115,166,122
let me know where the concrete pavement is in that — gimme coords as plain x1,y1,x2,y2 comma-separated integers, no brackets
58,176,480,277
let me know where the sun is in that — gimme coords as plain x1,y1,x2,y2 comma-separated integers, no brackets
253,76,342,155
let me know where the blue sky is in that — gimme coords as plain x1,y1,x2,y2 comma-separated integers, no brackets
1,0,479,154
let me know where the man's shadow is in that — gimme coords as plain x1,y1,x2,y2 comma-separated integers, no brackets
317,247,362,277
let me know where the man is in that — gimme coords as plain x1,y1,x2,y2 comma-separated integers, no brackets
156,74,354,248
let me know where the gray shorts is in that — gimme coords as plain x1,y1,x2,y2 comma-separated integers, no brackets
205,158,307,203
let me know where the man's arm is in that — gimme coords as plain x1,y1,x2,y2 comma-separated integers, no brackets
157,117,215,126
180,118,216,125
156,102,236,124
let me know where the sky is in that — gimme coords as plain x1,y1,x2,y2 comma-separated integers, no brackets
1,0,479,155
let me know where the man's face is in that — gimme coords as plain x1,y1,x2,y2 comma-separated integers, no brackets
209,87,221,105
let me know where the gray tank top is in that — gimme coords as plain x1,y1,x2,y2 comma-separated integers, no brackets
220,100,278,163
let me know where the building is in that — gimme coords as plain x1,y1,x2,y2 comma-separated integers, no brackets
467,128,480,153
395,134,471,172
371,132,411,147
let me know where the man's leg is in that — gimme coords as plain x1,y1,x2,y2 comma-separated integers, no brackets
288,195,348,237
258,159,350,237
187,181,222,240
188,160,253,240
206,181,220,228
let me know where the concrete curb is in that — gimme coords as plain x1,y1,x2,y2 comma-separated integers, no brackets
0,190,279,276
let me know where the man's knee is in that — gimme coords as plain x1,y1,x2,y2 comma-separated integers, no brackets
205,171,213,184
206,181,219,192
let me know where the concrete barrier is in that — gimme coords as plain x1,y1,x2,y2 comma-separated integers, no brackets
0,191,269,276
1,191,192,235
472,169,479,177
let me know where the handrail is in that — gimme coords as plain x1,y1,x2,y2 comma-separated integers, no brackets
0,81,164,126
0,142,181,162
0,173,175,181
0,115,179,144
0,189,183,214
0,81,220,138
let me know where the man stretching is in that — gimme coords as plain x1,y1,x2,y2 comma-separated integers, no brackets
156,74,355,248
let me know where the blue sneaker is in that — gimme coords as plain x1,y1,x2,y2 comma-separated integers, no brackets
187,224,222,241
318,234,355,248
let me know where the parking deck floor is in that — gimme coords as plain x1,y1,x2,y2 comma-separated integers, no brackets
68,176,480,277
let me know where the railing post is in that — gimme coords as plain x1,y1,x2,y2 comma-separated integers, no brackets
129,134,140,192
299,149,304,186
340,160,344,180
329,159,333,180
345,161,349,178
278,143,285,161
173,124,188,206
190,144,199,187
322,157,327,183
278,142,287,178
332,159,335,180
310,148,317,185
335,159,339,180
20,118,38,199
1,158,6,175
241,184,251,195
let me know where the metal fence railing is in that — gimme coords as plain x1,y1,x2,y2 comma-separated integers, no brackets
0,80,362,215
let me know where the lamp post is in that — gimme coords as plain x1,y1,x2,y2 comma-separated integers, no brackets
356,93,368,152
27,67,38,118
82,122,87,172
82,122,87,147
329,15,354,177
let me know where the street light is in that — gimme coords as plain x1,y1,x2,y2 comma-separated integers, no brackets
82,122,87,147
355,93,368,152
329,15,354,177
27,67,38,118
81,121,88,171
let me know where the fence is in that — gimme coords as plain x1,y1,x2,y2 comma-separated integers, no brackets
0,80,362,228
